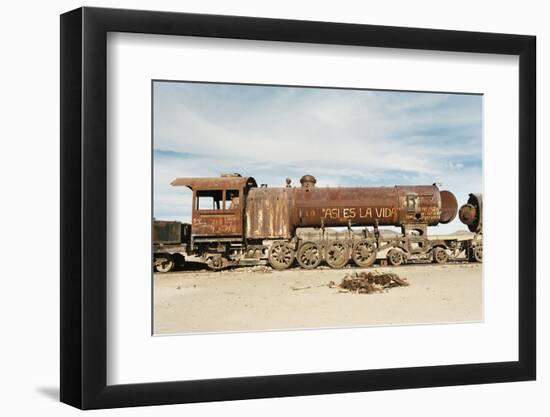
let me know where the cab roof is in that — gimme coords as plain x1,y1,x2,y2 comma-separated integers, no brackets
170,175,257,191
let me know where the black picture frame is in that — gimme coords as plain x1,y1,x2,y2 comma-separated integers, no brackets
60,6,536,410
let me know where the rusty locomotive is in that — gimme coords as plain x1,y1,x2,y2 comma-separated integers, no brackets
153,174,482,272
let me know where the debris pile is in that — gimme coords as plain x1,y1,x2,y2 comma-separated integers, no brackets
329,271,409,294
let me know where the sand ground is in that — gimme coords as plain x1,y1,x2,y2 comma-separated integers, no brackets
153,263,482,334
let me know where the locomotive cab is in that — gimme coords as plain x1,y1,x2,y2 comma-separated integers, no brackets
171,174,257,240
193,188,242,237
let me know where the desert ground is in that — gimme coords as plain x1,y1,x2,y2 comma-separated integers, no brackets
153,262,482,334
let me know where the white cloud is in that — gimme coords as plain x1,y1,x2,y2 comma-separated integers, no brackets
153,82,482,234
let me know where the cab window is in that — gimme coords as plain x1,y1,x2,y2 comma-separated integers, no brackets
224,189,240,209
195,190,222,210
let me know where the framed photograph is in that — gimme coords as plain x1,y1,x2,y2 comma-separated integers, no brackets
60,7,536,409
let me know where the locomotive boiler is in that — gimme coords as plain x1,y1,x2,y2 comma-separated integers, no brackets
153,173,481,272
246,175,457,235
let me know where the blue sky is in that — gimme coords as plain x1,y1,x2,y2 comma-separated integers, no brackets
153,81,482,234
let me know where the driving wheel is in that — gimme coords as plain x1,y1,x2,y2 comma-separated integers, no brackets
352,239,377,268
325,241,350,269
297,242,322,269
268,241,295,270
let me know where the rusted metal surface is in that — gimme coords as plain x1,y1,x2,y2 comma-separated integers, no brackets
459,204,477,226
191,208,242,237
244,181,457,239
246,187,293,239
439,190,458,223
153,220,183,244
173,173,457,240
459,193,483,233
163,173,475,271
292,184,453,228
299,174,317,189
170,174,257,190
172,174,257,238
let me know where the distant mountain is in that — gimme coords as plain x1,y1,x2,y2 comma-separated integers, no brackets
453,230,475,235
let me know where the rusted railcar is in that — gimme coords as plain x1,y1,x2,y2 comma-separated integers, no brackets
153,173,482,272
152,220,190,272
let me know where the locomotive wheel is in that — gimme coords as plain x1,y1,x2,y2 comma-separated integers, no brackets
155,256,175,273
325,241,350,269
268,241,295,270
297,242,322,269
433,247,448,264
473,246,483,262
387,249,404,266
352,239,377,268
